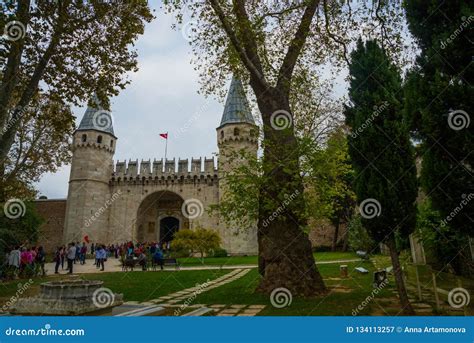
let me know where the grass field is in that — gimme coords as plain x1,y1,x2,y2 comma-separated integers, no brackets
0,253,403,316
176,251,358,267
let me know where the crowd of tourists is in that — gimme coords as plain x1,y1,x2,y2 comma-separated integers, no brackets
2,240,171,279
3,245,46,278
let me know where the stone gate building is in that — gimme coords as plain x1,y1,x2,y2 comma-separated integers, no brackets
62,78,258,255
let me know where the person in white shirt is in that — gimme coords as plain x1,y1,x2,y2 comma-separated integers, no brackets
67,243,76,274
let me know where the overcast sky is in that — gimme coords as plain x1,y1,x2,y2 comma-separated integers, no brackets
36,6,228,198
36,4,348,199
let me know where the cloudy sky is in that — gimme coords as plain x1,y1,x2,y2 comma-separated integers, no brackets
37,6,230,198
36,4,349,199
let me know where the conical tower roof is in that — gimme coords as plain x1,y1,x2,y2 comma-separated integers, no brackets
76,93,114,136
219,77,255,128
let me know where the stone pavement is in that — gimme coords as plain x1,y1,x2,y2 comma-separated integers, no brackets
45,258,360,275
120,268,267,316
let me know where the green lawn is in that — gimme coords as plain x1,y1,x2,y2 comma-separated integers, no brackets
176,251,358,267
191,261,396,315
1,252,407,316
0,270,228,306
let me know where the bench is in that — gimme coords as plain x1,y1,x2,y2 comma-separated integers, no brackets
121,258,137,271
121,257,147,271
356,250,369,260
164,258,180,269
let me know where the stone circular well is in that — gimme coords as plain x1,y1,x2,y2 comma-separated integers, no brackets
40,280,104,300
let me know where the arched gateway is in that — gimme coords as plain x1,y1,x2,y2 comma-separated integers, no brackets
63,77,259,255
135,191,188,243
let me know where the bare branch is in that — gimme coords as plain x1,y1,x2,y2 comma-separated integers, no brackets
208,0,269,90
277,0,320,96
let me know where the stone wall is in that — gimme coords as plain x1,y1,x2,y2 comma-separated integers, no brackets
308,218,348,249
34,199,67,253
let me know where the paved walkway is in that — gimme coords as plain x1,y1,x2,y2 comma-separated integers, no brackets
45,258,361,275
120,268,266,316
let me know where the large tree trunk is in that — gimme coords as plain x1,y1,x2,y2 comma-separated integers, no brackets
331,219,340,252
255,91,326,297
386,237,414,315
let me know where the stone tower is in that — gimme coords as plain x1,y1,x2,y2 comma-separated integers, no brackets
63,94,116,244
217,77,258,254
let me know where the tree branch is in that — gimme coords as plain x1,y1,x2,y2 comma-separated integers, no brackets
322,0,349,65
277,0,320,96
208,0,268,90
0,1,68,165
0,0,31,133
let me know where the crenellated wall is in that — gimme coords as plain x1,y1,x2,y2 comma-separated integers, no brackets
106,156,221,247
111,156,218,181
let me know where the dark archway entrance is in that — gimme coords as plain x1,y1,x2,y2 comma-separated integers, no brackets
160,216,179,244
135,190,188,242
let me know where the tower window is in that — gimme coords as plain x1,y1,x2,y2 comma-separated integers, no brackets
220,131,224,139
110,140,114,147
97,135,103,144
234,128,240,136
81,134,87,142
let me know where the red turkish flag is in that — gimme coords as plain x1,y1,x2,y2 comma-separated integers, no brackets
159,133,168,139
83,235,90,243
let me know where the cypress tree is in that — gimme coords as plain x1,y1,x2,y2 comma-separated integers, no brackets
404,1,473,263
346,39,418,315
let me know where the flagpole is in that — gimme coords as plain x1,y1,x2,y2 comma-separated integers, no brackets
164,132,168,160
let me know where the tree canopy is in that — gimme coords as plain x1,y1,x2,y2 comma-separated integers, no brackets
0,0,154,191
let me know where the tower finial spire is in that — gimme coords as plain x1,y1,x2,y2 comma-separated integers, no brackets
76,93,115,136
218,76,255,128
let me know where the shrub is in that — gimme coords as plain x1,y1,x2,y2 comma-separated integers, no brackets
172,228,221,259
347,215,376,252
212,248,228,258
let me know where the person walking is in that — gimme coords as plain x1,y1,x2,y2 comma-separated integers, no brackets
80,243,87,265
36,246,46,276
60,245,65,270
54,246,61,274
8,246,21,277
153,248,164,271
96,245,106,271
67,243,76,274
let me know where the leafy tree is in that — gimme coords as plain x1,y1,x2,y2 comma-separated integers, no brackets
0,0,153,187
304,127,356,251
345,39,417,315
164,0,405,297
0,201,42,266
347,215,376,252
416,199,473,275
1,95,74,199
404,1,473,240
172,228,221,260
